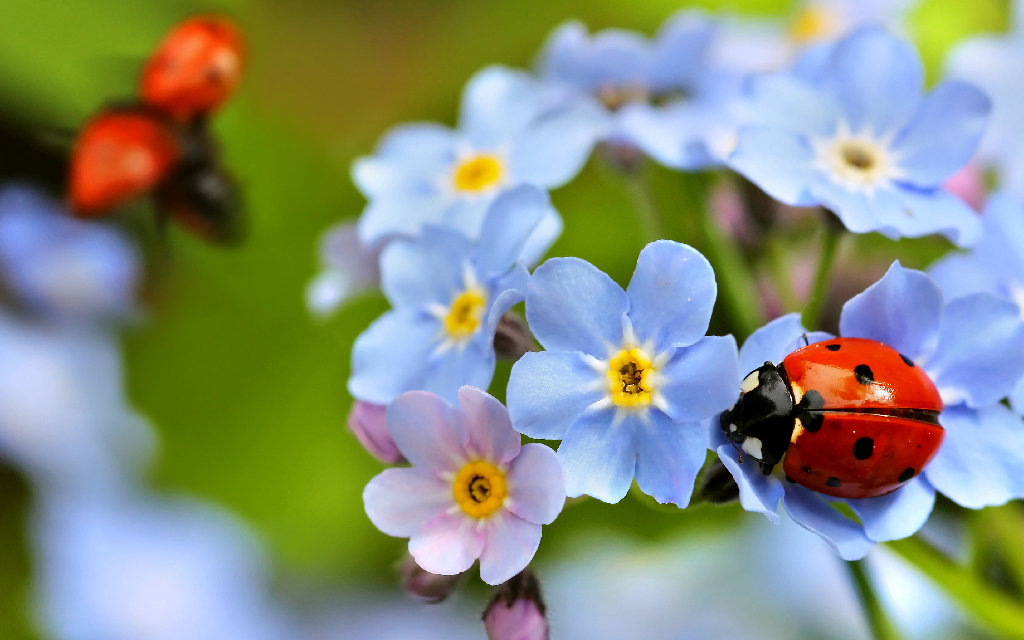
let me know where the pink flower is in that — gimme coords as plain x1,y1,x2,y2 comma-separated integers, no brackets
483,570,549,640
363,387,565,585
347,401,404,464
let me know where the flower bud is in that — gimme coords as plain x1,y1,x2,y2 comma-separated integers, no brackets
483,569,548,640
348,401,403,464
493,311,535,362
399,554,460,604
943,162,985,211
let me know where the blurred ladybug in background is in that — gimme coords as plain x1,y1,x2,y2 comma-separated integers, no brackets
68,15,246,244
721,337,945,499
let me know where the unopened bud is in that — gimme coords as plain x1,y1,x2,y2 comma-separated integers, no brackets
348,401,404,464
399,554,461,604
494,311,535,362
695,458,740,504
483,569,548,640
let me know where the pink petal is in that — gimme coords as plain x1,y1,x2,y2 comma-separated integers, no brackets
348,401,404,464
363,468,452,537
409,511,484,576
458,386,521,464
485,598,548,640
505,443,565,525
478,511,542,586
387,391,468,472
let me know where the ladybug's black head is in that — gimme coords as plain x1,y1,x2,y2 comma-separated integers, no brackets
720,362,795,475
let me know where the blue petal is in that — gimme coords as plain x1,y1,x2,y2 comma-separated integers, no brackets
626,240,717,351
803,178,885,235
714,435,784,524
738,72,840,137
509,97,609,188
648,10,715,90
971,192,1024,283
839,261,942,362
507,351,604,440
537,22,651,90
893,81,991,187
557,409,636,503
351,123,456,197
870,186,982,248
475,186,555,277
348,310,438,405
928,252,1003,301
483,265,529,344
1011,377,1024,415
633,411,707,507
441,196,494,240
518,207,563,269
421,343,495,405
728,127,817,206
824,27,923,134
738,313,807,374
926,293,1024,407
846,477,936,542
926,404,1024,508
459,66,546,149
658,336,740,423
379,226,472,309
357,194,448,246
617,101,726,169
525,257,629,357
782,483,874,560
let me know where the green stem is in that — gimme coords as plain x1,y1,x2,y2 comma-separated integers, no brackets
846,559,903,640
764,236,800,313
981,504,1024,594
624,170,663,243
887,536,1024,639
802,223,842,331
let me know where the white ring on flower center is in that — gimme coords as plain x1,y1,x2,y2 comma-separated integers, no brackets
812,121,903,195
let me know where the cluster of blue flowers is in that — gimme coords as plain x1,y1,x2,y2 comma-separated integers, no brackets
310,3,1024,631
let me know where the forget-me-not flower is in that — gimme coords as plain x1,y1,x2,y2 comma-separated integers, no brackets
507,240,740,505
353,65,606,252
305,220,382,319
363,387,565,585
946,0,1024,199
728,27,989,246
537,10,743,169
714,263,1024,560
348,186,553,405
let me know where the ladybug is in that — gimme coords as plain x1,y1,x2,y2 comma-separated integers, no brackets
720,337,945,499
66,16,246,244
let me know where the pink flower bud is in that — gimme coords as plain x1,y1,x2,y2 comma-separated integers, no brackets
347,401,403,464
399,554,461,604
483,570,548,640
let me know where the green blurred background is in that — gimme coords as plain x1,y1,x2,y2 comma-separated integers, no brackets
0,0,1009,636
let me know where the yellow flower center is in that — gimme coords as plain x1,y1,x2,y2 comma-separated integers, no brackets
789,5,837,45
840,142,876,171
607,347,655,407
596,83,649,111
453,460,506,518
452,154,504,193
444,289,488,340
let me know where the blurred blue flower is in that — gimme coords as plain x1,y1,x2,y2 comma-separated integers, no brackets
305,220,382,319
32,493,295,640
728,27,989,246
537,10,743,169
349,186,552,405
946,1,1024,199
714,263,1024,559
507,240,739,505
0,185,140,324
353,65,606,250
363,387,564,585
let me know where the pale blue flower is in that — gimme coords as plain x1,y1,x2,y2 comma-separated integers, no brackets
728,27,989,246
305,220,381,319
714,263,1024,560
507,240,740,506
349,186,553,405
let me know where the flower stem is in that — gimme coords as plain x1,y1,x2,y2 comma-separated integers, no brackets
624,169,663,244
846,559,902,640
802,218,843,331
887,536,1024,639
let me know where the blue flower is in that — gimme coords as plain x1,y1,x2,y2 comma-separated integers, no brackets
352,65,607,251
349,186,554,405
0,185,140,323
305,220,382,319
728,27,989,246
507,240,740,506
714,262,1024,559
537,10,743,169
946,3,1024,198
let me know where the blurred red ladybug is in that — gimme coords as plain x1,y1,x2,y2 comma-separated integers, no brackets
67,15,245,244
720,337,945,499
140,15,246,122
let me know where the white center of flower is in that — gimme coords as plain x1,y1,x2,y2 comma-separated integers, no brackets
813,122,902,194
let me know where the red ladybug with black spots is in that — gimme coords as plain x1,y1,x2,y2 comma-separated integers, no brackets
720,337,945,499
68,15,246,244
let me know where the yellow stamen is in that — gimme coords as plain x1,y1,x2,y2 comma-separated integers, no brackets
607,347,655,407
444,289,488,340
453,154,504,193
453,460,507,518
789,5,837,45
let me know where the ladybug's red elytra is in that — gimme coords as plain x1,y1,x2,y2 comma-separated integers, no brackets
720,337,945,499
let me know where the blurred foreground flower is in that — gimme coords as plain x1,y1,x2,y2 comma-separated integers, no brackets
306,220,381,318
729,27,988,246
714,263,1024,559
363,387,564,585
508,240,739,505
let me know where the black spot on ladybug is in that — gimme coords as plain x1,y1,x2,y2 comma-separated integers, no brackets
900,353,915,367
854,364,874,385
785,474,795,483
898,467,915,482
797,389,825,411
853,437,874,460
825,477,842,488
798,411,825,433
801,465,812,474
826,344,841,351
